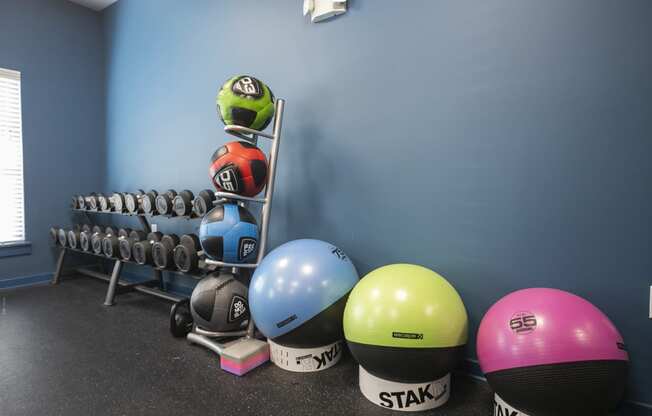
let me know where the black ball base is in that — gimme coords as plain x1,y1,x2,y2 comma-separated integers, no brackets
486,360,627,416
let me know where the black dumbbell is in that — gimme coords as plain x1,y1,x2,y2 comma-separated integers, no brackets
71,196,80,210
98,194,112,212
124,190,145,214
76,195,86,210
102,238,118,258
86,193,99,211
91,228,110,255
67,229,81,249
117,228,132,238
102,227,120,258
57,228,68,247
80,230,91,252
155,189,178,216
173,190,195,217
80,225,101,252
111,193,126,213
124,192,137,212
152,234,180,269
173,234,201,273
132,230,147,240
64,225,85,248
140,190,158,215
169,299,193,338
192,189,215,217
132,231,163,265
50,227,61,245
119,230,147,261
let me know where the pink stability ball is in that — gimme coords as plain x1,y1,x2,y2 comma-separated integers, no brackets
477,288,628,416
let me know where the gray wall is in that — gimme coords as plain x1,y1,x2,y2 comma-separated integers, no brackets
0,0,106,280
101,0,650,406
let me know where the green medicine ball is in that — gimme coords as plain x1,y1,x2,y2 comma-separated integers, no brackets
216,75,275,131
343,264,468,383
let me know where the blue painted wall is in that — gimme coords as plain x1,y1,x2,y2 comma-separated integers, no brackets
103,0,652,406
0,0,105,280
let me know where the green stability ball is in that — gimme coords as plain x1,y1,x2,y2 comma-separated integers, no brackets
216,75,275,131
343,264,468,383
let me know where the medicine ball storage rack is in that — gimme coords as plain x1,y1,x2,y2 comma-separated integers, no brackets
184,99,285,374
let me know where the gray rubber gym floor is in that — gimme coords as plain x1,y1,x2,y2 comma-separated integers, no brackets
0,277,498,415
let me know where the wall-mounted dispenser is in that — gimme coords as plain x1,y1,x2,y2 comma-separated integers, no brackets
303,0,347,23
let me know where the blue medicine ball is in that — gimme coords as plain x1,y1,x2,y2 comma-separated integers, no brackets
249,239,359,348
199,203,258,263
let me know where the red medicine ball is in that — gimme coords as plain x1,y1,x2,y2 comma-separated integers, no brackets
209,141,268,197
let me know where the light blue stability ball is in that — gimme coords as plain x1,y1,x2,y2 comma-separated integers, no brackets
249,239,359,347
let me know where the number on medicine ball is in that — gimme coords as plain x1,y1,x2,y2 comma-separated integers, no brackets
233,76,261,97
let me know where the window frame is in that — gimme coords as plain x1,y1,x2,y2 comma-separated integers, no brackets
0,67,30,258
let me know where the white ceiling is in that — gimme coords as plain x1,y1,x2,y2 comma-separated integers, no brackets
68,0,118,11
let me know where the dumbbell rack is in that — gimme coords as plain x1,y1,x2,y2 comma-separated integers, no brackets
52,211,189,305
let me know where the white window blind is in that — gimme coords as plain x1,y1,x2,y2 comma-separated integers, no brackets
0,68,25,243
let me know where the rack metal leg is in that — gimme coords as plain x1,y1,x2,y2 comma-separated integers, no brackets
52,249,67,285
103,260,123,306
154,269,163,289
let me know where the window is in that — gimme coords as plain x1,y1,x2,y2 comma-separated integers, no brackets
0,68,26,245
